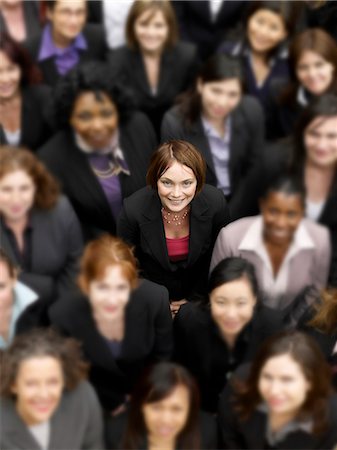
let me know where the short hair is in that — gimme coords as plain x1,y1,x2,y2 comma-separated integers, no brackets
0,146,59,209
0,249,17,279
260,174,306,206
209,257,259,298
52,62,135,129
45,0,87,11
122,362,200,449
146,140,206,195
1,328,88,397
232,331,332,434
78,235,138,293
125,0,178,50
0,32,41,86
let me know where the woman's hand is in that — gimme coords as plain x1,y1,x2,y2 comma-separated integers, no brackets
170,299,188,318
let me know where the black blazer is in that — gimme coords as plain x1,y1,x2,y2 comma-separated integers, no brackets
173,302,283,413
105,408,218,450
229,140,337,286
0,196,83,300
0,85,53,150
38,112,157,240
117,185,230,301
218,367,337,449
23,24,107,86
0,0,41,41
161,96,265,196
108,43,199,136
48,279,173,411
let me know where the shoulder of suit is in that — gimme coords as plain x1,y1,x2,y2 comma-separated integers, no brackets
221,216,259,234
124,186,155,207
173,41,197,59
198,184,226,204
177,301,209,326
83,23,105,40
49,291,87,320
22,32,42,56
132,279,168,306
301,218,330,240
239,95,263,116
38,130,72,157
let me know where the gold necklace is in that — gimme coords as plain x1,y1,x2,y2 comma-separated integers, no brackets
161,206,189,226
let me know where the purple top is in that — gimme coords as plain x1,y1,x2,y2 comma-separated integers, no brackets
38,24,87,75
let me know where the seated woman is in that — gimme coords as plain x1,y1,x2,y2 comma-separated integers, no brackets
267,28,337,140
174,257,283,413
0,32,53,149
0,328,104,450
117,140,230,315
230,94,337,286
108,0,199,136
211,175,331,313
48,234,173,413
161,54,264,200
106,362,217,449
218,1,300,113
38,61,157,241
0,146,83,300
218,331,337,449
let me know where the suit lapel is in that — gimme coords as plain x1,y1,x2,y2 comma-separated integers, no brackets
229,108,245,188
191,119,216,177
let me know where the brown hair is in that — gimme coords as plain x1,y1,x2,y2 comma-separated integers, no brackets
78,234,138,293
232,331,332,435
0,328,88,397
125,0,178,50
146,140,206,195
307,288,337,334
0,249,17,279
0,146,59,209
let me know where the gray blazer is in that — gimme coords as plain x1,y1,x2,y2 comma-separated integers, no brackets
1,381,104,450
211,216,331,310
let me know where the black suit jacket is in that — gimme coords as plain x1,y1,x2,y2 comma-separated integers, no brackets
117,185,230,300
38,112,157,240
0,0,41,41
23,24,107,86
108,43,199,135
174,302,283,413
161,96,265,196
172,1,249,60
0,85,53,150
48,279,173,411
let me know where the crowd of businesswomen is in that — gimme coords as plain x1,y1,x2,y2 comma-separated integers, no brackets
1,0,337,449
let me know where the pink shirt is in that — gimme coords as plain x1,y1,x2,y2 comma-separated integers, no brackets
166,235,189,262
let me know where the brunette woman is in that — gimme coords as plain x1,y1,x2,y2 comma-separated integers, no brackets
48,234,172,413
0,146,83,300
211,176,331,313
0,328,104,449
106,362,217,450
174,257,282,413
161,54,264,200
218,331,337,449
267,28,337,139
0,32,52,149
117,140,230,316
108,0,199,136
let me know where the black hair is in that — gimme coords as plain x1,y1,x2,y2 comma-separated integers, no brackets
261,174,306,205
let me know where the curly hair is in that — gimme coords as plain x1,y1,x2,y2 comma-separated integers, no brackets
0,328,89,397
52,61,135,129
0,146,60,209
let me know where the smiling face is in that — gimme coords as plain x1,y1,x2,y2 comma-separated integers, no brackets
157,161,197,214
258,353,311,417
70,91,119,149
87,265,131,320
134,8,169,54
142,384,190,443
210,277,256,340
11,356,65,426
0,50,21,100
304,116,337,168
260,191,304,246
198,78,242,122
296,50,335,95
0,169,36,224
247,9,287,54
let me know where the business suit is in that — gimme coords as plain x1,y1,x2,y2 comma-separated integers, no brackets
174,302,283,413
1,381,104,450
23,24,107,86
0,0,41,41
0,196,83,300
38,112,157,241
48,279,173,411
161,96,265,196
218,367,337,449
211,216,331,311
0,85,53,150
117,184,230,301
108,43,199,136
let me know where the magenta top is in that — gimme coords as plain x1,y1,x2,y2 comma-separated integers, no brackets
166,235,189,262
